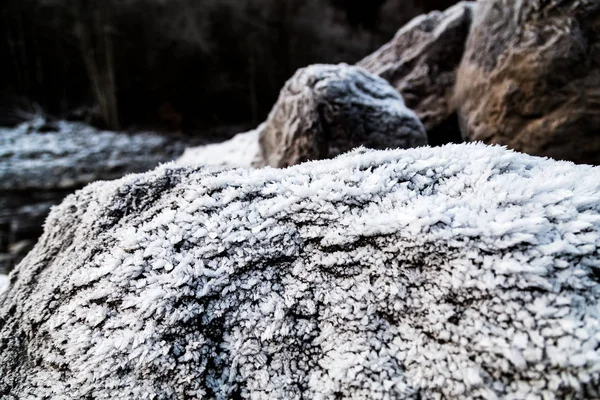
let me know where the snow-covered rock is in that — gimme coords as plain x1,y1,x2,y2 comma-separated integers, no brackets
256,64,426,167
1,143,599,399
178,64,427,168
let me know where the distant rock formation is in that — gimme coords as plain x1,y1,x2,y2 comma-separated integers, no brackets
255,64,427,168
358,2,474,144
2,144,599,399
455,0,600,164
0,119,185,272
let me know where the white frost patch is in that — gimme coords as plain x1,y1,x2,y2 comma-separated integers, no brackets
176,129,260,167
0,275,8,296
1,143,599,399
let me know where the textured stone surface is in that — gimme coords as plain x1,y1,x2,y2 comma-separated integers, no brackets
1,144,599,399
455,0,600,164
358,2,474,140
255,64,426,168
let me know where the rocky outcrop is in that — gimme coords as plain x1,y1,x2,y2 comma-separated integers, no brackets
455,0,600,164
255,64,427,167
2,144,599,399
0,119,185,271
358,2,475,144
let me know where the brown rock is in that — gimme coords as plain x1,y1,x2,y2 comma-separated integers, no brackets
358,2,475,141
455,0,600,164
255,64,427,168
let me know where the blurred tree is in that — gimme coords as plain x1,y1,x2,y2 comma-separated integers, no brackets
331,0,388,29
0,0,459,136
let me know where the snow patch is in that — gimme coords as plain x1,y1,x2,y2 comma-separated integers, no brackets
176,129,260,167
0,275,8,296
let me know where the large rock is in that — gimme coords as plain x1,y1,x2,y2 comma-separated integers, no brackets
455,0,600,164
358,2,475,143
0,119,185,272
255,64,427,168
2,144,599,399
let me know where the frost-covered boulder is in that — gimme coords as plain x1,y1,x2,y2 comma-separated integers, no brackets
455,0,600,164
358,2,474,141
255,64,427,167
2,144,600,399
0,120,185,270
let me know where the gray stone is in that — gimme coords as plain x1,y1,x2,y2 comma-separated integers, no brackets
255,64,427,168
1,144,599,398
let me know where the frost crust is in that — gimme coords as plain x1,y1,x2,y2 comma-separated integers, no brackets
1,144,599,399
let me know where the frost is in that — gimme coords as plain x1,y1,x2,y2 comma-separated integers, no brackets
177,129,260,168
1,143,599,399
0,119,185,190
177,64,426,169
0,275,8,296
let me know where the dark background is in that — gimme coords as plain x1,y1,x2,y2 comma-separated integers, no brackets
0,0,458,137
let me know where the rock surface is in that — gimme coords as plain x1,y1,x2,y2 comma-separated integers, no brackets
358,2,474,142
255,64,427,168
0,118,185,272
455,0,600,164
1,144,599,399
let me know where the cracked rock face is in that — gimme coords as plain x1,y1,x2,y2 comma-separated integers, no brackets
455,0,600,164
255,64,427,168
1,144,600,399
358,2,475,138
